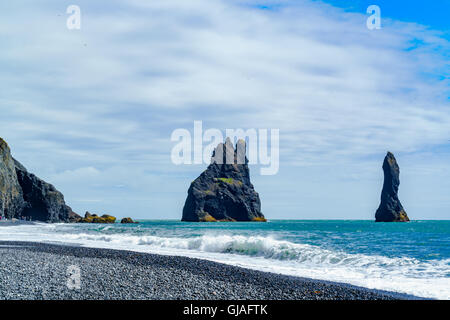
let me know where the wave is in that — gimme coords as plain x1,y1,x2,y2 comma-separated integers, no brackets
50,232,450,278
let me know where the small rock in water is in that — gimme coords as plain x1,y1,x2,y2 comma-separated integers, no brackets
121,217,137,224
80,211,116,223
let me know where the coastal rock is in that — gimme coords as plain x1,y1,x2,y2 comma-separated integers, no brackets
14,158,74,223
1,137,74,222
121,217,136,224
81,211,116,223
69,211,82,223
182,138,265,222
0,138,26,219
375,152,410,222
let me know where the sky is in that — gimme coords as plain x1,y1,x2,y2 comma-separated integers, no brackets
320,0,450,35
0,0,449,220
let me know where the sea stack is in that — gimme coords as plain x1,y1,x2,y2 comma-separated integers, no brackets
375,152,409,222
0,137,77,222
182,138,265,222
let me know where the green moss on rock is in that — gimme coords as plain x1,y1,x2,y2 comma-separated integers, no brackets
81,212,116,223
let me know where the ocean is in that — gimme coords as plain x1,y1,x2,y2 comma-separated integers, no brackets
0,220,448,299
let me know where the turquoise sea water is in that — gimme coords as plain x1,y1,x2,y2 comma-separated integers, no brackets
1,220,449,299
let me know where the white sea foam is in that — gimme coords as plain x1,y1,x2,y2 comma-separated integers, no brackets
0,223,448,299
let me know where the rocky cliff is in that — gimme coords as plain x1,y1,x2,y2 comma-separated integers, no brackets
182,138,265,222
0,139,26,219
375,152,410,222
0,137,75,222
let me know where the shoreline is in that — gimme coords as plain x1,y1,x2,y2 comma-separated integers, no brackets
0,241,425,300
0,220,37,226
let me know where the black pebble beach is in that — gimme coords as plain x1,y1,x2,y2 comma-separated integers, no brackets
0,241,423,300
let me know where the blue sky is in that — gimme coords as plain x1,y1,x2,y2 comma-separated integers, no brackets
0,0,449,220
321,0,450,33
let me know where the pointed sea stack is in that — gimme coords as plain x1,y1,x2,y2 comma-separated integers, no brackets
0,137,77,222
182,138,265,222
375,152,409,222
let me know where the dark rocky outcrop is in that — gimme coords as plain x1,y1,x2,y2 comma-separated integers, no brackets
81,211,116,223
69,211,82,223
121,217,137,224
182,138,265,222
375,152,410,222
0,139,26,219
1,138,76,222
14,159,74,223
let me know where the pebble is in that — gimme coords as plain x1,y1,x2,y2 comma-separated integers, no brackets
0,241,422,300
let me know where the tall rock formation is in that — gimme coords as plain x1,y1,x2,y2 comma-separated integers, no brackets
375,152,410,222
0,139,26,219
14,159,75,222
0,137,75,222
182,138,265,222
